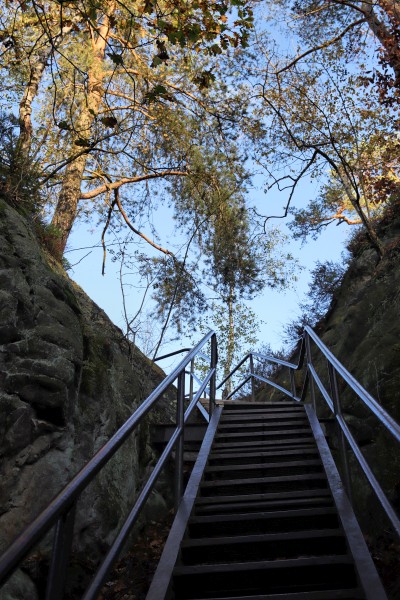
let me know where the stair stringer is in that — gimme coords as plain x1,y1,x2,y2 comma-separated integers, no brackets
304,404,387,600
146,406,223,600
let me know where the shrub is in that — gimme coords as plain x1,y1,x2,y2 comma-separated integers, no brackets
0,112,43,215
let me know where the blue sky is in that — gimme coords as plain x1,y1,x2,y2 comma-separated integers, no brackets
62,4,356,365
66,176,351,363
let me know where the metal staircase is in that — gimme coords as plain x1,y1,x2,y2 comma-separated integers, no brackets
0,328,399,600
147,400,386,600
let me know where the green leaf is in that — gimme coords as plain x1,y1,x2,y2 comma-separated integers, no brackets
153,85,168,95
107,52,123,65
151,56,163,68
58,120,71,130
142,84,173,104
74,138,91,147
157,19,169,31
186,24,201,42
209,44,222,55
143,0,156,14
100,116,118,128
167,30,186,47
193,70,216,90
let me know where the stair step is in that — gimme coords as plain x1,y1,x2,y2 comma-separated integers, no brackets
200,473,328,496
188,507,339,537
221,409,305,416
196,487,332,505
217,420,309,432
180,529,347,564
195,489,333,515
221,409,305,413
212,438,315,451
214,428,312,439
204,459,323,480
189,591,364,600
222,406,301,412
173,556,357,599
208,448,319,465
220,412,307,422
224,400,303,409
194,497,335,515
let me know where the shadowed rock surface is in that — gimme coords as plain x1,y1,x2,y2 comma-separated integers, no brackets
0,198,175,596
261,208,400,596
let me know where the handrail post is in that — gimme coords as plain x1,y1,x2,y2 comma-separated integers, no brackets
249,354,256,402
305,333,317,412
189,358,194,407
174,371,185,511
328,362,353,503
209,334,217,415
289,369,296,399
45,502,77,600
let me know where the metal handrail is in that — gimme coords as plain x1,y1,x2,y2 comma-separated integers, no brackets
217,339,306,395
217,353,252,389
154,348,192,361
219,326,400,541
155,348,212,422
154,348,210,364
0,331,217,600
304,326,400,443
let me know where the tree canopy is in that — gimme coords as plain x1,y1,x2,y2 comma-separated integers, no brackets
1,0,399,357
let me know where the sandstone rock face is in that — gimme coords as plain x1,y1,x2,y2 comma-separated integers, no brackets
308,222,400,527
265,214,400,534
0,199,174,579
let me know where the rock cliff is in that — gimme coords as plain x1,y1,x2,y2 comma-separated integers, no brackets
266,205,400,543
0,198,174,597
309,211,400,526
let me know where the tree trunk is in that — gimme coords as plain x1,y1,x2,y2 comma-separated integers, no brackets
17,21,76,161
340,170,385,259
223,291,235,399
51,5,115,254
17,51,48,159
361,0,400,87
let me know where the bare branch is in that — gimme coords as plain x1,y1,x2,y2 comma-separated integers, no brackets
274,18,366,75
114,189,174,257
265,150,319,223
101,191,115,275
80,170,188,199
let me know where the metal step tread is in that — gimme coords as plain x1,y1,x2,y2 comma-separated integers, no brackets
220,411,306,418
196,488,332,505
220,413,307,422
181,528,344,549
173,554,353,576
212,439,314,449
208,448,319,462
217,424,309,433
205,459,323,474
214,429,312,439
189,506,338,526
189,590,364,600
218,420,309,429
195,497,335,516
222,406,305,412
201,473,328,489
222,402,301,407
220,412,305,418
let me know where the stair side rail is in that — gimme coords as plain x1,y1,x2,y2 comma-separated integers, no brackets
0,331,218,600
218,326,400,542
217,336,306,401
154,349,214,421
